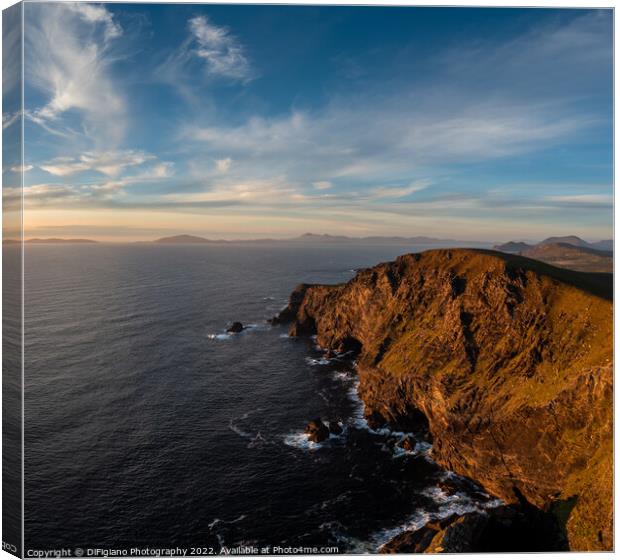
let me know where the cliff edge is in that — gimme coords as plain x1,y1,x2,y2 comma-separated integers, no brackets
278,249,612,551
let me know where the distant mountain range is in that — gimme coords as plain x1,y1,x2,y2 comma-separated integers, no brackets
151,233,487,246
494,236,613,273
3,235,613,265
494,235,613,253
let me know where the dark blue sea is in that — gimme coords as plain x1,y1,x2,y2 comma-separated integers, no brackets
22,243,499,553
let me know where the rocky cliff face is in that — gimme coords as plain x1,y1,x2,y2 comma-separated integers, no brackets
279,249,613,551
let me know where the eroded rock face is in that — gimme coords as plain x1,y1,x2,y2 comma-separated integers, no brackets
279,249,613,551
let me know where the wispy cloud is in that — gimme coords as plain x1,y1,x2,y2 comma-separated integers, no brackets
40,150,155,177
189,15,253,82
2,111,20,130
178,10,609,205
437,11,611,101
64,3,122,41
10,165,33,173
369,180,432,200
183,99,593,188
546,194,612,208
25,3,125,146
161,176,296,205
20,159,174,206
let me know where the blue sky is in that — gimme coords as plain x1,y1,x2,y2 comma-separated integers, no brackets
5,3,613,241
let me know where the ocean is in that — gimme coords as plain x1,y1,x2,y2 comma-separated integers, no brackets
21,243,499,553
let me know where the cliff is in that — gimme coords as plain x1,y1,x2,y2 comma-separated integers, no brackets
278,249,613,551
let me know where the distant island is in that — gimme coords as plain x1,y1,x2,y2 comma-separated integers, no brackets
27,238,98,244
3,238,99,244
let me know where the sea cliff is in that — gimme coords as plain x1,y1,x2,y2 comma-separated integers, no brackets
276,249,612,551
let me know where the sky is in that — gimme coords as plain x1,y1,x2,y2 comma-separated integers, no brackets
3,3,614,242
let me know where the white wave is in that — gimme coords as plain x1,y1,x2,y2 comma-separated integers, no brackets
347,380,368,430
364,510,432,552
365,484,502,551
207,333,232,341
208,514,246,530
208,514,248,548
283,431,323,450
320,523,372,553
332,370,352,382
207,322,266,340
347,379,399,437
422,485,502,515
247,431,268,449
305,356,332,366
228,409,263,440
392,439,432,459
345,380,430,449
228,418,252,439
328,422,347,440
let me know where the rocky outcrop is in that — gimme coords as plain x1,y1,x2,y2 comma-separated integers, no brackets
226,322,244,333
305,418,330,443
278,249,612,551
379,504,568,553
397,435,416,452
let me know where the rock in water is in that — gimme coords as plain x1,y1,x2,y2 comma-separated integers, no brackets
282,249,613,551
304,418,330,443
226,322,244,333
397,435,416,451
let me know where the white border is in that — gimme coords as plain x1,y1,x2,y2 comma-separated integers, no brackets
0,2,615,560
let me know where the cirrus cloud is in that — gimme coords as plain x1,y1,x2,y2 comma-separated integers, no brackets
25,2,126,146
188,15,254,82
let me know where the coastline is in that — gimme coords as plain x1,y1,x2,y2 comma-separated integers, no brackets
273,248,613,552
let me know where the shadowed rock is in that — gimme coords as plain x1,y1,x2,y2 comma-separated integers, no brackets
380,504,569,553
397,435,416,452
328,421,343,435
304,418,330,443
